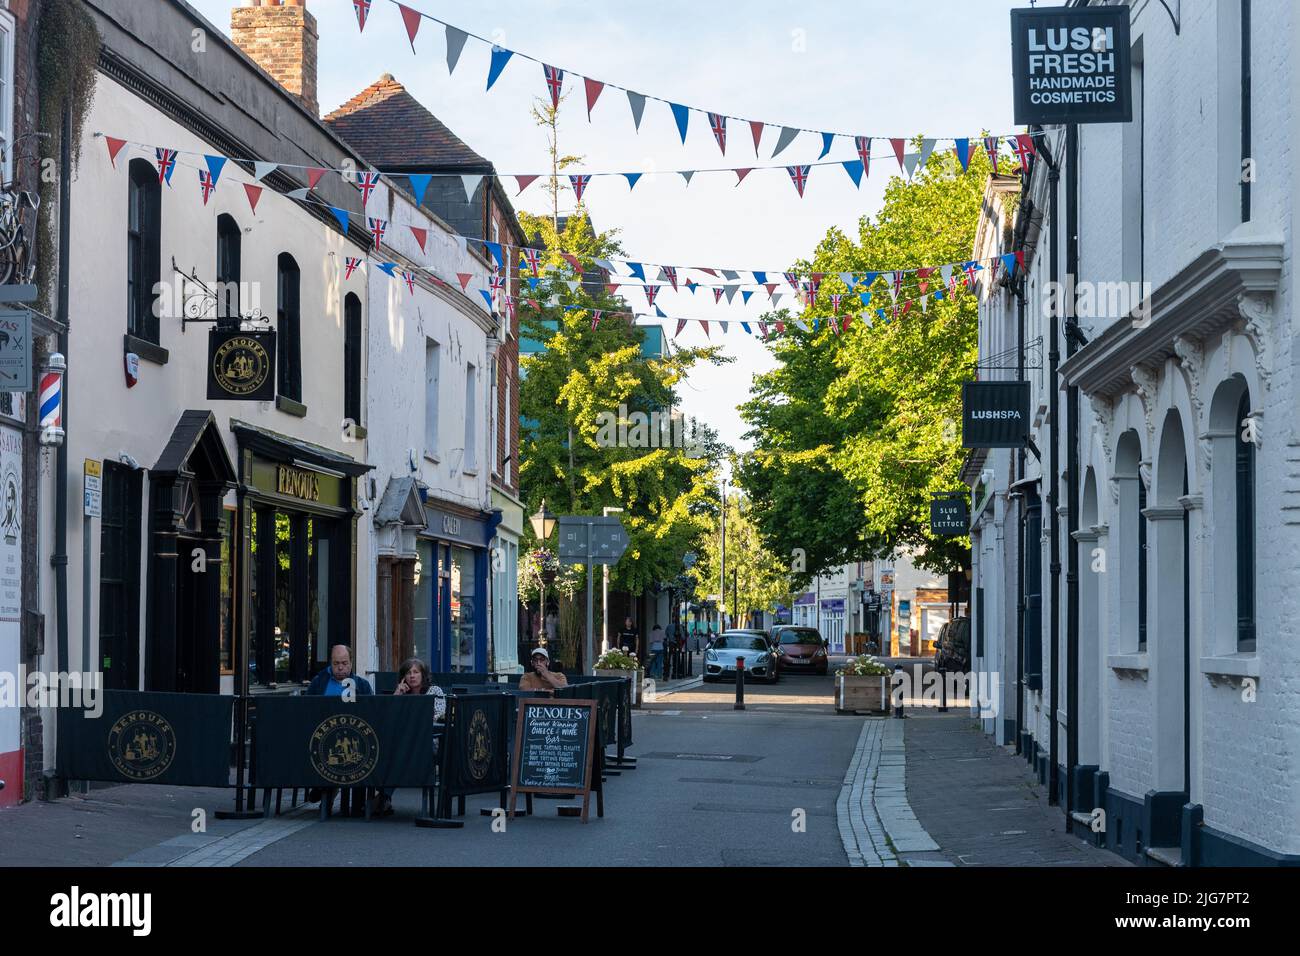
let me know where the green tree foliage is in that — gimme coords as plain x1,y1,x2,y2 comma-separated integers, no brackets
517,212,733,596
688,491,796,622
739,144,996,576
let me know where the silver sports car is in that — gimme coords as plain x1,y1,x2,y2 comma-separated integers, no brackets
703,631,779,683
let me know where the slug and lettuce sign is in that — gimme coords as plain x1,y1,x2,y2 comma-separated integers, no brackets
931,496,970,536
1011,5,1132,125
962,381,1030,448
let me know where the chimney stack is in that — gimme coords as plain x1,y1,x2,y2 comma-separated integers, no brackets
231,0,319,118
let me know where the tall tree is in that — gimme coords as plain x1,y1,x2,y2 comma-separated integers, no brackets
530,92,583,229
689,490,796,624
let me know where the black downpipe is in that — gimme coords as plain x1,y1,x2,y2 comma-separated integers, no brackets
1041,134,1061,808
54,104,72,680
1065,122,1081,831
1015,283,1026,755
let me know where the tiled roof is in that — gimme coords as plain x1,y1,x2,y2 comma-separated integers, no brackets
323,74,489,170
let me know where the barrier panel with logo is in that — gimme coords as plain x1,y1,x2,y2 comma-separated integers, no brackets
434,691,511,817
58,690,235,787
251,696,439,789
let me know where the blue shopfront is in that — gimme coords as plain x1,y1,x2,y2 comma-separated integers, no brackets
414,499,501,673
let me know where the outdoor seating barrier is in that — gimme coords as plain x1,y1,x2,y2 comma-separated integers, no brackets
57,690,236,788
566,676,634,768
417,691,512,828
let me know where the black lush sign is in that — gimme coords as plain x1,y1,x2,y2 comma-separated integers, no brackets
962,381,1030,448
252,696,439,788
439,692,510,800
512,699,594,792
1011,6,1132,125
931,496,970,536
206,328,276,401
58,690,235,787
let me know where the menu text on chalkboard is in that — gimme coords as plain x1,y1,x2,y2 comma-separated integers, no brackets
509,698,598,823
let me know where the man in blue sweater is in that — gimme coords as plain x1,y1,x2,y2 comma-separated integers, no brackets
306,645,373,815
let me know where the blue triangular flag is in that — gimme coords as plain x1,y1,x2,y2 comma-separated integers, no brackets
819,132,834,159
480,289,495,310
329,206,350,234
483,241,504,270
862,271,878,287
527,276,541,290
812,319,820,332
859,292,872,306
408,173,433,205
654,305,667,318
1001,252,1017,277
841,159,864,188
752,271,767,285
876,308,886,321
623,172,642,190
741,322,752,335
670,102,690,143
954,138,970,172
741,290,753,305
627,262,646,282
934,289,946,301
204,155,227,186
377,262,398,277
487,47,514,90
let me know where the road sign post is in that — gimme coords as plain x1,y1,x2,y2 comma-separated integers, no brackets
557,515,628,674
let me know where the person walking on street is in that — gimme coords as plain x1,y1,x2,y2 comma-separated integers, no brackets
648,624,666,679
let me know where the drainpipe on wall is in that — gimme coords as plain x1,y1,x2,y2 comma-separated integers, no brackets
1065,121,1083,833
1039,130,1061,808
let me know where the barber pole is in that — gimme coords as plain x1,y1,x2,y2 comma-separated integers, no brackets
39,354,66,445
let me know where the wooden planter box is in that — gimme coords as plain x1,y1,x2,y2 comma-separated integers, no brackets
594,668,642,707
835,674,891,714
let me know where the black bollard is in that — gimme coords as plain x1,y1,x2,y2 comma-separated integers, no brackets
938,662,948,713
892,664,906,719
734,656,746,710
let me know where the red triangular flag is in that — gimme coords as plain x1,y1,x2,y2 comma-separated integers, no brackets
700,321,710,339
243,182,263,214
1015,250,1026,269
674,320,687,338
409,226,428,252
515,174,539,195
398,3,422,51
307,167,326,190
890,138,906,170
562,253,582,272
700,268,718,278
584,77,605,120
105,136,128,168
605,283,618,295
764,283,777,298
734,168,753,186
456,273,473,291
774,320,785,334
749,121,764,155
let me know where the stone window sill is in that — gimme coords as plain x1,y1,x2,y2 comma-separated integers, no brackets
423,452,440,465
1200,653,1259,680
462,468,479,478
1108,653,1149,678
125,333,168,366
276,395,307,418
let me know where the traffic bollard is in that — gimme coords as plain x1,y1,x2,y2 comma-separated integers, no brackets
892,664,906,719
734,656,745,710
938,664,948,713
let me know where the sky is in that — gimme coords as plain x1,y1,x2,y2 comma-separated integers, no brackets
192,0,1027,468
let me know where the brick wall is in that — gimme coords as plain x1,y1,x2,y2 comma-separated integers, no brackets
230,0,319,117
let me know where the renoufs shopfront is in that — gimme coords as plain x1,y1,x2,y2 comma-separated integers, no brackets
415,499,498,673
231,422,371,690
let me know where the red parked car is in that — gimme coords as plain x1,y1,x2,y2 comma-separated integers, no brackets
771,626,830,675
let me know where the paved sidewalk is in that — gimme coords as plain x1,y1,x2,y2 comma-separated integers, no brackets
902,711,1126,866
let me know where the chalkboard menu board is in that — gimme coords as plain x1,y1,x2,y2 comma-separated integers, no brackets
509,698,598,823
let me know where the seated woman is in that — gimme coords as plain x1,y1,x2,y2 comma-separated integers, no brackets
374,658,446,816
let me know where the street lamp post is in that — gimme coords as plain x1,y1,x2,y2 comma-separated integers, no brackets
601,507,624,655
529,500,557,649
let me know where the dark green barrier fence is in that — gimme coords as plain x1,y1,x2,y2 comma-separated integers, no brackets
58,690,235,787
252,696,439,789
433,692,511,818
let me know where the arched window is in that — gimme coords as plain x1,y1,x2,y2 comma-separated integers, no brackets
1235,391,1256,650
1137,478,1148,651
277,253,301,402
343,292,362,429
216,214,241,322
127,159,161,342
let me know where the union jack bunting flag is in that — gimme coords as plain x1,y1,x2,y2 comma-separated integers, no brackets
155,148,177,186
353,0,371,31
663,265,678,290
963,260,983,287
803,282,817,309
783,271,799,289
591,310,603,331
891,271,904,301
505,296,517,320
984,136,999,171
521,247,542,275
490,273,506,295
570,174,592,204
644,285,660,307
758,321,769,337
403,271,417,294
854,136,871,178
344,257,362,280
708,112,727,155
543,64,565,109
368,217,387,250
830,293,843,313
355,171,381,206
786,164,811,198
713,287,724,304
1011,133,1036,172
198,170,216,205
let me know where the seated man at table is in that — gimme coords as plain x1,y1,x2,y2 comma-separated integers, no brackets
307,644,374,697
518,647,568,693
306,645,373,815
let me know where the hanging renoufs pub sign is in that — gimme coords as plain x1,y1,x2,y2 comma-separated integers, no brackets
962,381,1030,448
207,328,276,401
1010,5,1132,125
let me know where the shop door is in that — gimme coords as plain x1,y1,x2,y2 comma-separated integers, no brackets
98,462,141,690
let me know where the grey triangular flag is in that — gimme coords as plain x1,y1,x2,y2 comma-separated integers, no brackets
627,91,647,130
796,319,809,332
724,285,739,303
839,272,856,288
656,266,670,282
679,170,695,186
720,321,729,334
772,126,800,157
285,187,310,200
592,257,614,273
918,138,936,170
565,280,580,292
721,270,739,281
445,25,469,74
461,175,482,202
940,264,954,286
772,293,784,307
902,152,919,180
254,161,278,182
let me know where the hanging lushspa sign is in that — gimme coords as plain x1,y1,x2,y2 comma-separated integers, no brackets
930,496,970,536
1010,5,1132,125
962,381,1030,448
206,328,275,401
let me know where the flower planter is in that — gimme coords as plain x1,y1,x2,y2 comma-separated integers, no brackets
835,674,891,714
595,668,642,707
